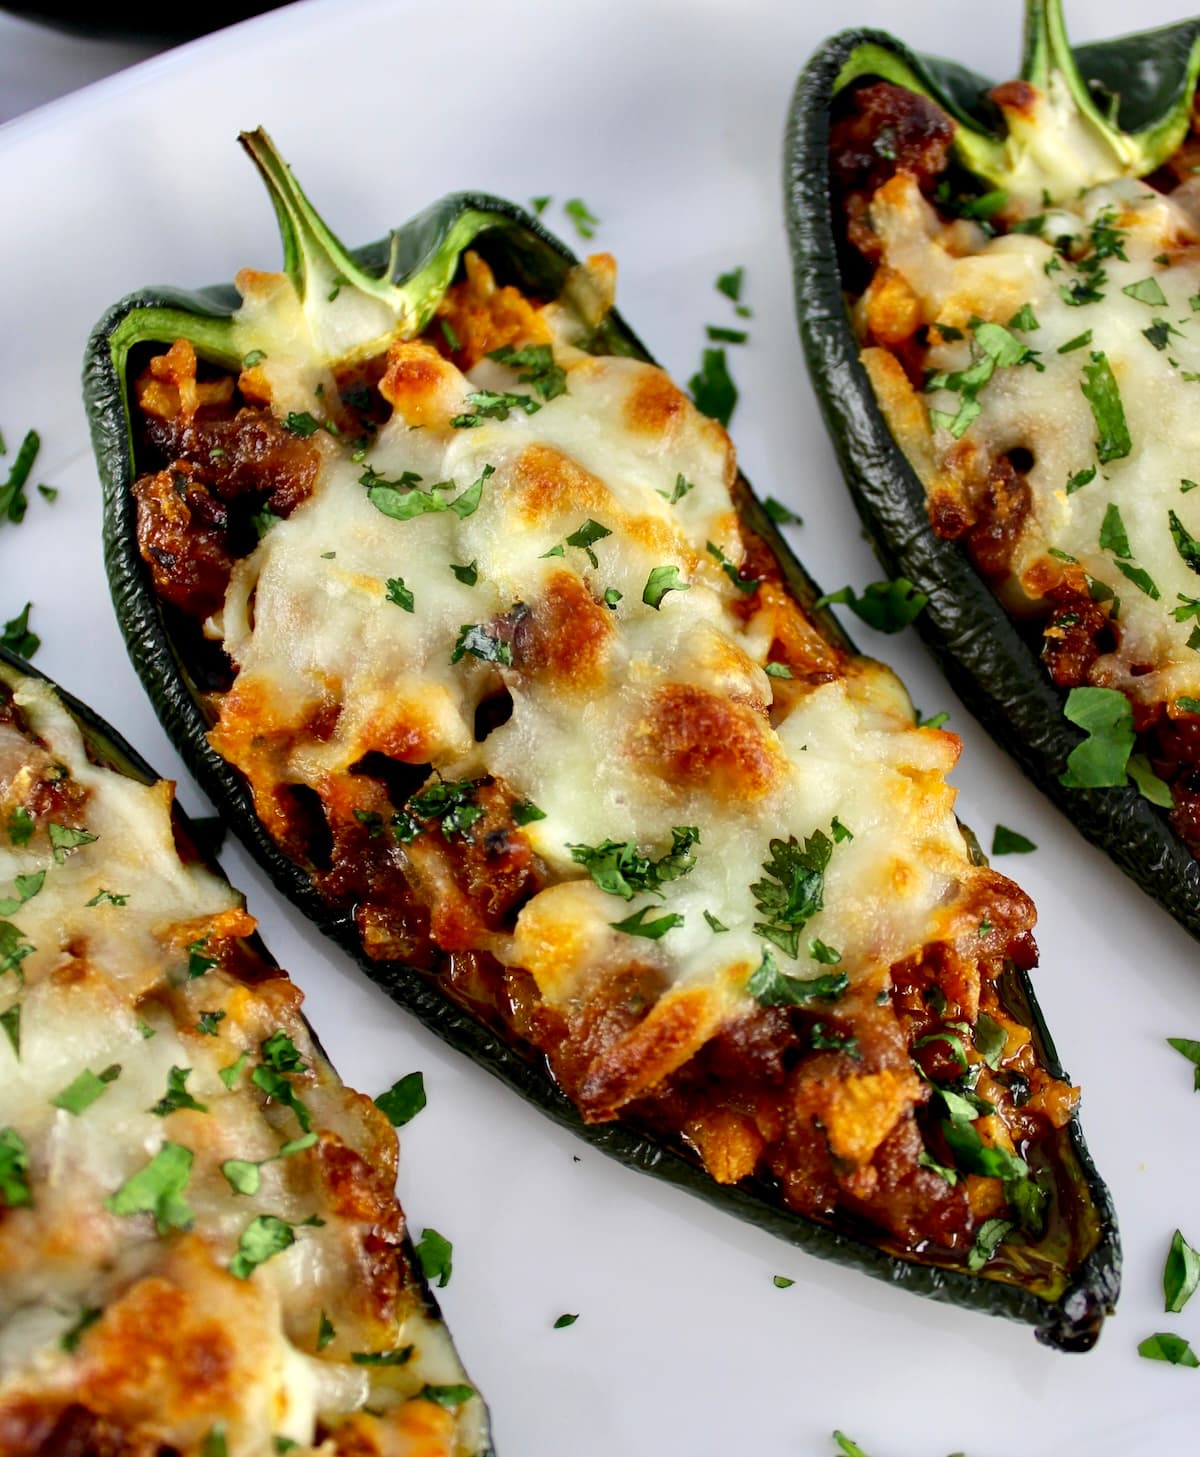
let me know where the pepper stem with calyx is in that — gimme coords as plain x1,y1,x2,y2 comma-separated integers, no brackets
834,0,1200,205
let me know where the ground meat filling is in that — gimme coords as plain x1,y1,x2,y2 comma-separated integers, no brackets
127,305,1071,1259
829,80,956,287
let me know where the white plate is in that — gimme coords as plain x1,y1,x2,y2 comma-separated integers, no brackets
3,2,1199,1453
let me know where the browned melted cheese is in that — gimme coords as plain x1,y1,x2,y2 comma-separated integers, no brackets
0,666,487,1457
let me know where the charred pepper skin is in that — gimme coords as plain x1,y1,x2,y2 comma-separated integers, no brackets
85,131,1117,1349
786,5,1200,944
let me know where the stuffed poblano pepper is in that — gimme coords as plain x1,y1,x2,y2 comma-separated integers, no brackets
787,1,1200,939
0,645,492,1456
86,129,1118,1348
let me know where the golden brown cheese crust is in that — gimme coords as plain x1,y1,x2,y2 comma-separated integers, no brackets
126,249,1079,1265
0,672,485,1457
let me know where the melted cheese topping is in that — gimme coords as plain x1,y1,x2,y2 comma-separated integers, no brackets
209,262,999,1094
0,669,486,1457
863,171,1200,707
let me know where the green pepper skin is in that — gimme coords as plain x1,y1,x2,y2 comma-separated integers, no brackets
786,17,1200,944
85,161,1118,1349
0,643,494,1452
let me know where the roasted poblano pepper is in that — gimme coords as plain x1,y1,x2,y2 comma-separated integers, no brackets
86,130,1119,1348
787,2,1200,940
0,643,493,1453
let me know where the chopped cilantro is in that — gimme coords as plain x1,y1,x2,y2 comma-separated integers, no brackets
1144,318,1182,350
1065,466,1096,494
1080,351,1131,463
706,325,748,344
609,905,685,939
398,777,486,842
553,1312,579,1328
991,825,1036,855
86,889,128,907
688,347,737,427
352,1346,415,1366
487,343,567,402
439,318,461,352
564,198,600,239
251,1059,311,1134
219,1052,249,1090
662,473,694,504
187,937,217,979
196,1011,225,1036
375,1070,426,1127
763,496,801,525
1165,1229,1200,1314
418,1384,475,1409
105,1142,194,1232
0,869,43,916
1007,303,1039,331
814,577,927,633
764,662,794,679
512,799,546,826
6,807,33,846
832,1434,870,1457
772,1276,795,1289
750,831,835,958
0,1005,19,1057
746,946,848,1007
1122,277,1168,306
48,822,96,863
149,1066,207,1117
1057,329,1093,354
317,1310,336,1349
529,195,551,215
1099,503,1131,559
283,411,322,437
967,1217,1014,1271
1139,1333,1200,1367
973,1012,1007,1070
60,1306,102,1353
0,430,38,525
0,603,38,658
450,561,478,585
0,1127,30,1206
706,540,759,594
1168,1036,1200,1089
1169,509,1200,573
703,910,729,933
642,565,689,609
565,518,612,567
808,938,841,965
1127,753,1173,806
416,1227,453,1287
1114,561,1160,599
568,829,699,901
368,462,492,519
602,587,623,609
385,577,414,612
52,1064,121,1116
716,267,745,303
230,1214,297,1279
810,1023,860,1058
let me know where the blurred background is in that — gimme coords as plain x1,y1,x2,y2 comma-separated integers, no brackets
0,4,285,123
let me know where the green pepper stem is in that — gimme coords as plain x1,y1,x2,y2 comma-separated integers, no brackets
238,128,497,365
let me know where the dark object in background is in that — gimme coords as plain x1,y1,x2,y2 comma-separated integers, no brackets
3,1,289,41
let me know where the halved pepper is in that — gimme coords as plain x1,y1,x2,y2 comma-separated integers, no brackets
0,642,493,1453
86,130,1119,1348
786,1,1200,939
